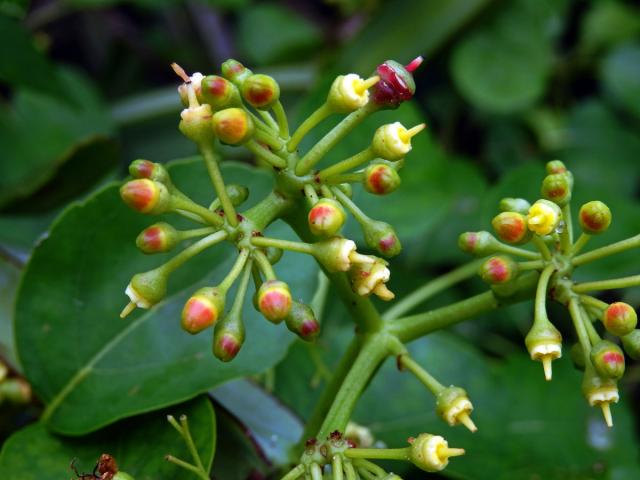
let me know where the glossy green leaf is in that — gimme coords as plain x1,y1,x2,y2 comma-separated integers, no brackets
451,0,565,113
15,159,318,434
600,42,640,119
0,259,20,368
0,396,216,480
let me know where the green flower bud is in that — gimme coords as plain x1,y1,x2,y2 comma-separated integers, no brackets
435,386,477,432
285,301,320,341
579,200,612,234
362,220,402,257
179,104,215,144
458,231,500,256
499,197,531,215
0,378,31,405
213,310,245,362
129,159,170,185
363,162,401,195
221,59,253,86
582,367,618,427
491,212,531,245
121,267,168,317
257,280,292,323
345,421,374,448
545,160,568,175
479,255,519,285
590,340,625,379
212,107,255,145
525,320,562,381
226,184,249,206
622,329,640,360
136,223,179,254
371,122,425,161
602,302,637,337
181,287,226,334
308,198,346,237
120,179,171,215
527,199,562,236
541,173,572,206
241,74,280,110
313,237,357,272
408,433,465,473
200,75,241,109
570,343,586,371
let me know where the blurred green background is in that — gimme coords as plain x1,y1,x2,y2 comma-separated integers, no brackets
0,0,639,479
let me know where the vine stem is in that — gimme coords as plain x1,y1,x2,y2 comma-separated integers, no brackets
201,144,238,226
572,234,640,266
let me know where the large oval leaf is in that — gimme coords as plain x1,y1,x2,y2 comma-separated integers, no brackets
15,159,318,434
0,396,216,480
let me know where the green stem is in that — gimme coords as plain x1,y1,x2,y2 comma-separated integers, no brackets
355,466,377,480
219,249,251,292
352,458,388,476
243,190,294,231
173,208,208,225
398,355,445,395
310,271,330,320
332,455,344,480
288,103,333,153
496,243,541,260
201,144,238,226
253,249,276,280
246,140,288,168
303,184,319,205
534,265,555,323
229,259,253,315
572,274,640,293
324,172,364,184
579,295,608,311
571,232,591,256
258,109,279,132
317,148,375,181
568,296,592,359
519,259,545,270
251,236,314,255
172,196,224,227
178,227,217,241
581,305,601,345
254,128,284,151
165,455,208,480
281,464,305,480
295,103,377,175
180,415,207,473
343,460,357,480
532,236,552,261
344,447,409,461
273,101,290,139
383,260,483,321
332,186,370,224
163,231,228,273
572,234,640,266
560,204,573,254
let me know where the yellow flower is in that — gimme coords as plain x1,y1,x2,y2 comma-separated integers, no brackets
527,199,562,235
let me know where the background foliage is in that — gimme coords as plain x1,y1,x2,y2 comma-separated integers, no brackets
0,0,639,479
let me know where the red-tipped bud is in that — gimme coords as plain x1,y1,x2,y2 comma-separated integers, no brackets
308,198,346,237
499,197,531,215
257,280,292,323
241,74,280,110
179,104,215,144
212,108,255,145
120,179,171,215
491,212,531,245
541,173,572,206
545,160,567,175
479,255,519,285
136,223,179,254
363,162,401,195
591,340,625,379
200,75,241,109
602,302,637,336
362,220,402,257
129,159,170,184
181,287,225,334
221,59,253,86
371,59,418,110
579,201,612,234
622,329,640,360
213,313,245,362
285,301,320,341
458,231,500,256
0,378,32,405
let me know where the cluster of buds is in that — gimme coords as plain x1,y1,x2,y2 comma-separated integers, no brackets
0,360,31,407
459,160,640,426
119,57,424,361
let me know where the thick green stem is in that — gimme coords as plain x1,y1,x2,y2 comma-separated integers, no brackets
572,274,640,293
573,234,640,266
201,144,238,226
243,190,293,231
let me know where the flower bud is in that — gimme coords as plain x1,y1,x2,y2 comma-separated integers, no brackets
179,104,215,144
362,220,402,257
213,313,245,362
525,320,562,381
337,183,353,198
120,179,171,215
491,212,531,245
241,74,280,110
212,108,255,145
313,238,357,272
345,422,374,448
527,199,562,236
308,198,346,237
541,173,572,206
570,343,586,371
371,58,421,110
136,223,179,254
177,72,204,106
327,74,377,112
350,258,394,301
264,246,283,266
181,287,225,334
372,122,425,161
458,231,500,256
121,267,168,317
363,162,401,195
200,75,241,109
227,184,250,206
582,367,618,427
0,378,32,405
408,433,464,473
479,255,519,285
590,340,625,379
499,197,530,215
579,201,612,234
435,386,477,432
129,159,170,184
622,329,640,360
221,59,253,86
545,160,568,175
285,301,320,340
602,302,637,337
257,280,292,323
